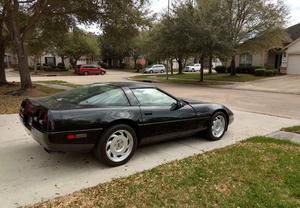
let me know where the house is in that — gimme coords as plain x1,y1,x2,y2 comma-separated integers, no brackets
234,23,300,75
28,53,98,68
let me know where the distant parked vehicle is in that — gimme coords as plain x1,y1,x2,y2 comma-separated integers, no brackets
76,64,106,75
184,64,201,72
143,64,166,73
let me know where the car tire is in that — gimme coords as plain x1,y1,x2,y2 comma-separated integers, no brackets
94,124,138,167
192,68,195,72
160,70,165,73
84,71,88,76
150,70,153,73
100,71,105,75
205,111,227,141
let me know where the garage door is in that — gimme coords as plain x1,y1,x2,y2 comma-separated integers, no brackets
288,55,300,75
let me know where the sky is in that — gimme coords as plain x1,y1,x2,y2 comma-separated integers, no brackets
82,0,300,33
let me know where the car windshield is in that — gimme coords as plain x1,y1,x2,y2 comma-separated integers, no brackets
50,84,129,106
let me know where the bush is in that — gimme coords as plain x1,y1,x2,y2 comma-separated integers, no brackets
215,66,227,73
57,63,66,69
99,62,108,69
255,68,266,76
265,70,275,77
236,65,261,74
135,63,144,72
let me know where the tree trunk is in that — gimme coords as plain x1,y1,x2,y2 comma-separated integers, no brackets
208,54,213,74
177,58,183,74
15,42,32,89
230,55,236,76
0,39,7,85
33,56,38,74
200,54,204,82
134,58,138,71
61,56,65,65
170,58,174,75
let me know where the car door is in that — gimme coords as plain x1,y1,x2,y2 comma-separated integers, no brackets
131,88,199,143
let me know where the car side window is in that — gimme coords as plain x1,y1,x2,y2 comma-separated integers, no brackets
79,88,129,106
132,88,177,106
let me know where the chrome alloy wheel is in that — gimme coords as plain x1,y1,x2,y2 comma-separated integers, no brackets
211,115,226,138
105,130,134,162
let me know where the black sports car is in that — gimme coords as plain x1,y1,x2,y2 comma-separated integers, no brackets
20,82,234,166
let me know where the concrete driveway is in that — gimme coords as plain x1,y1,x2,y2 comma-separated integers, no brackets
6,69,137,84
229,75,300,94
0,111,299,207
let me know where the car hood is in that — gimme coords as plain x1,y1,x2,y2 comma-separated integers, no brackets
182,98,208,105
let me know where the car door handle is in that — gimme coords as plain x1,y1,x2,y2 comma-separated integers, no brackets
144,112,153,116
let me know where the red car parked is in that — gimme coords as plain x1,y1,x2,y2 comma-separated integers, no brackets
76,64,106,75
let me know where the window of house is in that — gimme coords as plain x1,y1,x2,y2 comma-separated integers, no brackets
239,53,252,66
45,57,56,66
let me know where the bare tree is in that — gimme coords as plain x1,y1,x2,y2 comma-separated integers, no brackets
220,0,288,75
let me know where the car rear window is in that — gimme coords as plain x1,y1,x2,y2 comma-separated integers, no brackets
51,84,129,107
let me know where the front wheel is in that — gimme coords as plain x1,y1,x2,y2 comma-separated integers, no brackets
160,70,165,73
205,112,227,141
84,71,88,76
94,124,137,166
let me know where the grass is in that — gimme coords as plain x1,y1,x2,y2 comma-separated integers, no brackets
31,70,75,76
0,83,65,114
29,137,300,208
132,73,267,84
282,125,300,134
34,80,81,88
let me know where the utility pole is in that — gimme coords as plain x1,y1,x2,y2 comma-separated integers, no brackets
166,0,170,80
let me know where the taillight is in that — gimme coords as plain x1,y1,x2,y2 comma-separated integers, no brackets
38,111,48,125
26,102,33,115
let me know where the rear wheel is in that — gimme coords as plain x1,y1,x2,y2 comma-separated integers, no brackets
205,111,227,141
94,124,137,166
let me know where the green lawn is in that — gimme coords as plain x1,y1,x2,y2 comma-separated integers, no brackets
29,137,300,208
35,80,81,88
133,73,267,84
282,125,300,134
0,83,65,114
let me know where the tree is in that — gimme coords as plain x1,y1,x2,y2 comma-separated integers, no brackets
100,0,150,68
0,1,9,85
64,29,100,68
192,0,231,81
147,2,195,74
3,0,100,89
3,0,148,89
220,0,288,76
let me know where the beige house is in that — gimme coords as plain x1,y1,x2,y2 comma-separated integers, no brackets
234,23,300,75
281,37,300,74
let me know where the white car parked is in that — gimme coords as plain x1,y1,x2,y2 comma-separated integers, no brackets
143,64,166,73
184,63,201,72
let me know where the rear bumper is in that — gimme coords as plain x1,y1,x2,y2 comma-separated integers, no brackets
20,116,96,153
27,127,94,153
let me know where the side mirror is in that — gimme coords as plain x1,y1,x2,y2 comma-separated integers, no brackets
170,99,186,111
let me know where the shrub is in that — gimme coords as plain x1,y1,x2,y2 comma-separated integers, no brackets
135,63,143,72
255,68,266,76
99,62,108,69
265,70,274,77
236,65,261,74
215,65,227,73
57,63,66,69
